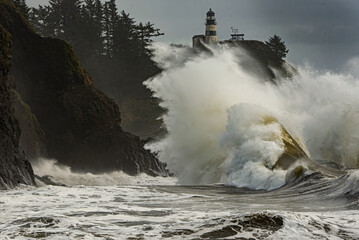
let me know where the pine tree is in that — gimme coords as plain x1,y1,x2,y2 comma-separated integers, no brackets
82,0,104,55
103,0,119,56
136,22,163,57
51,0,83,42
29,5,55,37
11,0,30,19
113,10,137,58
265,34,289,60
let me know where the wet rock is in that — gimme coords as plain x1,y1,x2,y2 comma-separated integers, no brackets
162,229,195,238
0,10,35,189
12,90,48,160
238,213,284,232
200,213,283,239
12,216,59,228
200,225,240,239
35,175,66,187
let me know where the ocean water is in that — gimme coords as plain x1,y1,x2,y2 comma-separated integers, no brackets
1,170,359,239
2,43,359,239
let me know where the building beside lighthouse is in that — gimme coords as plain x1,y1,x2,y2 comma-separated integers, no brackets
192,8,218,47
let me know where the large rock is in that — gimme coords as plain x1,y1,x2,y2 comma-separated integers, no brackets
0,21,35,189
224,40,296,82
0,0,166,176
12,90,48,160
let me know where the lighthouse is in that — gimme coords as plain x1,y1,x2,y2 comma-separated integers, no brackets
192,8,219,47
205,8,218,43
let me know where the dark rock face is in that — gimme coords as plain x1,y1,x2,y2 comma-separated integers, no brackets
12,90,48,160
200,213,284,239
0,0,167,176
0,20,35,189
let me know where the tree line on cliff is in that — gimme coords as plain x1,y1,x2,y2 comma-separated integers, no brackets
13,0,163,62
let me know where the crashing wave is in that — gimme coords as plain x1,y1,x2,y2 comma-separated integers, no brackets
145,43,359,190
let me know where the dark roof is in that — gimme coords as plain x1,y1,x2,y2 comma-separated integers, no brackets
193,35,205,39
207,8,215,16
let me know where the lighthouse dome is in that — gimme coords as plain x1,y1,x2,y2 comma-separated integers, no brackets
207,8,215,16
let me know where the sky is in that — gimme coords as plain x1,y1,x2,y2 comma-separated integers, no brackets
27,0,359,71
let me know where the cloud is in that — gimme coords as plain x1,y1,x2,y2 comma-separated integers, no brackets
344,57,359,76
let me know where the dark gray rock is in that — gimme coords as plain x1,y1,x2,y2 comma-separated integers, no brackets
0,19,35,189
12,90,48,160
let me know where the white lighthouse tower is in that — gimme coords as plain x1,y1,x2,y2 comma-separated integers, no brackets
205,8,218,44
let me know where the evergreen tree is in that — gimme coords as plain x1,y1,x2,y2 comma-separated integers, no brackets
265,34,289,60
82,0,104,55
30,5,57,37
11,0,30,19
136,22,163,57
29,0,163,61
103,0,119,56
49,0,83,42
113,10,137,59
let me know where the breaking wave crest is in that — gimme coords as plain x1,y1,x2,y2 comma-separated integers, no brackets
145,43,359,190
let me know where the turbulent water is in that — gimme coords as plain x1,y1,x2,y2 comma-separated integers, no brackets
1,171,359,239
1,44,359,239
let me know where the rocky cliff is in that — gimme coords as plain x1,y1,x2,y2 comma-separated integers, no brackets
12,90,48,160
222,40,296,82
0,0,166,176
0,21,35,189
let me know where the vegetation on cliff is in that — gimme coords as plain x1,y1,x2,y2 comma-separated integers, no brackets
265,34,289,60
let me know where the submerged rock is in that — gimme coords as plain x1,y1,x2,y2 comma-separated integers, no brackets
200,213,284,239
261,115,310,170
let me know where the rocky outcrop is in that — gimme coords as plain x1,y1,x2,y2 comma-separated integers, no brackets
0,0,167,176
12,90,48,160
87,56,165,140
223,40,297,82
0,21,35,189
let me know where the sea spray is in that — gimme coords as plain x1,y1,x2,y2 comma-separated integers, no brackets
220,104,287,190
32,158,175,186
145,43,359,190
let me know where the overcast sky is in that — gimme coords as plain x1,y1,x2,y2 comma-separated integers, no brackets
27,0,359,71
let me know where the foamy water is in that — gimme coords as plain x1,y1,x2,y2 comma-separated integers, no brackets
32,158,176,186
1,174,359,239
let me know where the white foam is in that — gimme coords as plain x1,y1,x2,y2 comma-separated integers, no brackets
145,43,359,190
1,184,358,239
32,158,176,186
